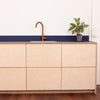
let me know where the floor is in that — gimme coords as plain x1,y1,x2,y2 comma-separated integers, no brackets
0,86,100,100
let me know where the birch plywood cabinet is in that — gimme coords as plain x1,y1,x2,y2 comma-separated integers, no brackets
0,44,26,91
62,44,96,67
27,68,61,90
0,44,26,67
0,68,26,90
62,43,97,93
0,42,97,94
27,44,61,67
62,68,95,90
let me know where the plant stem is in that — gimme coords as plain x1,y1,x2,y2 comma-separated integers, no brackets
77,32,80,35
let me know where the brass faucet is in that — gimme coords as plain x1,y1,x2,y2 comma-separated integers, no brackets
35,22,46,41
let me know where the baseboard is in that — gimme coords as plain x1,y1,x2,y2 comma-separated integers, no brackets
0,90,95,94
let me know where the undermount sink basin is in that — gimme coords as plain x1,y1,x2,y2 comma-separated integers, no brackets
29,41,57,43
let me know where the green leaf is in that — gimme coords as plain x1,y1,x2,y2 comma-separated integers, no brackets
68,17,89,35
70,23,76,27
68,26,75,31
77,18,80,25
81,22,85,25
75,27,78,32
83,24,89,28
74,18,78,23
74,18,80,25
72,30,75,34
81,27,84,33
78,18,80,21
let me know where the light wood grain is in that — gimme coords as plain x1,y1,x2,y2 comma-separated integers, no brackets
0,42,97,93
27,44,61,67
0,44,26,67
27,68,61,90
0,41,97,44
0,68,26,90
62,44,96,67
62,68,95,90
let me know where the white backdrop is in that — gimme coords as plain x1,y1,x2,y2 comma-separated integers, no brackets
0,0,91,36
93,0,100,85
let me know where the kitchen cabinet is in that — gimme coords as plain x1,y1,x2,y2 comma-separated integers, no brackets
0,68,26,90
27,44,61,68
0,44,26,67
62,68,95,90
0,42,97,94
62,44,96,67
27,68,61,90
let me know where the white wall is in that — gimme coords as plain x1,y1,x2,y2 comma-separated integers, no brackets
0,0,91,35
93,0,100,85
0,0,100,84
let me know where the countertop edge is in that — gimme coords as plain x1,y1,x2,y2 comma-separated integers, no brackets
0,42,97,44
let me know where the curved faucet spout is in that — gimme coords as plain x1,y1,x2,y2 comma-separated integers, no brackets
35,22,43,28
35,21,46,41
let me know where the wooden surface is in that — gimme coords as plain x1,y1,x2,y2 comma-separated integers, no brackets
0,68,26,90
0,42,97,92
62,68,95,90
27,44,61,67
0,41,97,44
0,86,99,100
62,44,96,67
27,68,61,90
0,44,26,67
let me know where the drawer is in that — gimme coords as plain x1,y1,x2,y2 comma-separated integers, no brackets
27,44,61,68
0,68,26,90
27,68,61,90
62,44,96,67
62,68,95,90
0,44,26,67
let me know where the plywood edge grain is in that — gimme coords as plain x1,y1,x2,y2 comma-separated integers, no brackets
0,41,97,44
95,43,97,94
61,42,97,44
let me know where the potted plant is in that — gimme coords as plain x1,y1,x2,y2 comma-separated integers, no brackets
68,18,89,41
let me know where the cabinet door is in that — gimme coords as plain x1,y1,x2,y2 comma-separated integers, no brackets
62,68,95,90
27,68,61,90
0,68,26,90
0,44,26,67
62,44,96,67
27,44,61,67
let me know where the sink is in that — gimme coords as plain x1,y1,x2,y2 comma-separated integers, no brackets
29,41,58,43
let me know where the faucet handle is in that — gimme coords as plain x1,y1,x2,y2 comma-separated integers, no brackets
44,37,47,40
42,36,47,41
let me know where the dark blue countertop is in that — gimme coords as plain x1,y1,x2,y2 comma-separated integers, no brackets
0,36,89,42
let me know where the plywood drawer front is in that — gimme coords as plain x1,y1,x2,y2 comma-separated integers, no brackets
27,44,61,67
62,44,96,67
27,68,61,90
62,68,95,90
0,68,26,90
0,44,26,67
